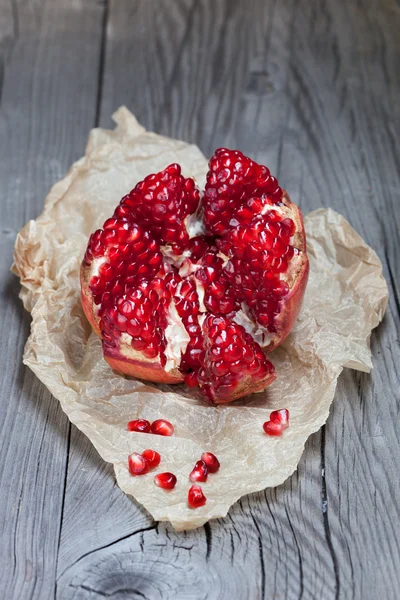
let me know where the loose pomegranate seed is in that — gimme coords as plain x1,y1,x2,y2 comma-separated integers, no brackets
263,420,283,436
270,408,289,427
151,419,174,436
188,485,207,508
189,460,208,482
127,419,151,433
201,452,220,473
263,410,289,436
141,449,161,470
128,452,149,476
154,472,177,490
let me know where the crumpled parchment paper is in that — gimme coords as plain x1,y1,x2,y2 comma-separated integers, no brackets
12,108,388,531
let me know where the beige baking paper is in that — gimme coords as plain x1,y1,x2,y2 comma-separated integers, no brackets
12,108,388,531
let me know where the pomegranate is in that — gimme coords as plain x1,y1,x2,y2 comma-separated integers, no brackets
81,150,309,403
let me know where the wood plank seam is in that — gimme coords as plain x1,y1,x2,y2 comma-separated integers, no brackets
95,0,109,127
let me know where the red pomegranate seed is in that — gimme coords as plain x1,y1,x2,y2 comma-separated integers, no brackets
270,408,289,427
128,452,149,476
189,460,208,482
154,472,177,490
127,419,151,433
184,371,198,387
188,485,207,508
263,421,283,436
263,410,290,437
151,419,174,436
201,452,220,473
141,449,161,470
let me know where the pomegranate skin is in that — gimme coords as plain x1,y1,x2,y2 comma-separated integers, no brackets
81,268,101,336
104,353,183,384
262,192,309,352
209,370,277,405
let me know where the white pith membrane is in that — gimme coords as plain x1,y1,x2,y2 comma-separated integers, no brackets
184,210,206,238
162,298,190,372
160,245,191,268
89,257,107,318
233,306,274,348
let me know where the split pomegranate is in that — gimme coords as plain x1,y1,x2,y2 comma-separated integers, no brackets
201,452,220,473
127,419,151,433
141,449,161,469
154,472,177,490
189,460,208,482
188,485,207,508
81,150,309,403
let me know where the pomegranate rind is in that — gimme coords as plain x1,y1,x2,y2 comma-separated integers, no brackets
103,347,183,384
210,370,277,404
80,264,102,336
262,192,309,351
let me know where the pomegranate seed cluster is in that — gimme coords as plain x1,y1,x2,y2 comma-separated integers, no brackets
185,315,274,402
115,163,199,250
100,277,176,361
203,148,282,235
85,218,163,311
82,149,308,403
195,248,240,315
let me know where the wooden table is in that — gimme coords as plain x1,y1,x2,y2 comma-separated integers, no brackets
1,1,399,598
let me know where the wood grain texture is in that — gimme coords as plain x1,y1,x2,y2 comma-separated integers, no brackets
0,1,105,599
0,0,399,598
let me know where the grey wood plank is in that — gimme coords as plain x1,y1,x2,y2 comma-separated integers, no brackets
57,0,400,599
0,0,398,599
278,3,400,597
0,1,105,598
